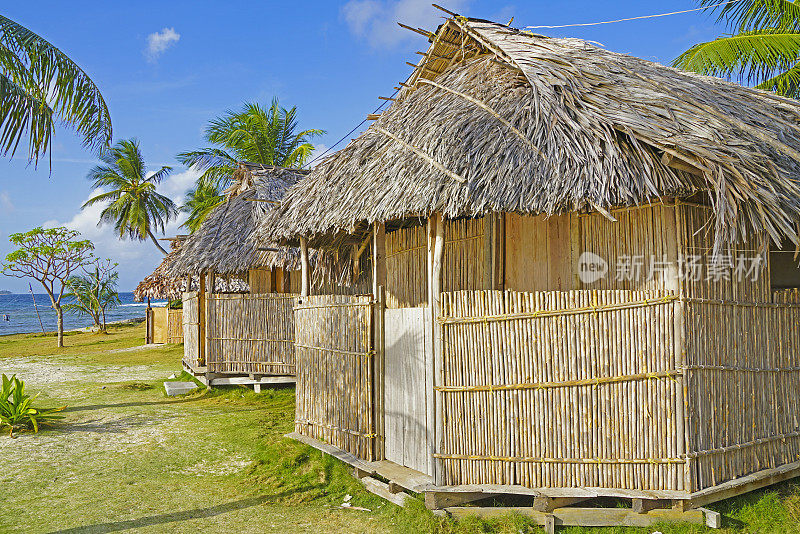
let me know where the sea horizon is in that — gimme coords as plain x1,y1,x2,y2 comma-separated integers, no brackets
0,292,167,336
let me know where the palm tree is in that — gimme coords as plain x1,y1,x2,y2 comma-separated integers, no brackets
83,139,177,255
674,1,800,97
177,98,324,188
0,15,111,163
181,179,223,233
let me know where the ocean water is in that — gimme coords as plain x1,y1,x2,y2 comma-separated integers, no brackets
0,292,167,336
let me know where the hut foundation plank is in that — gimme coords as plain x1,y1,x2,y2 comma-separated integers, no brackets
532,496,591,512
425,491,499,510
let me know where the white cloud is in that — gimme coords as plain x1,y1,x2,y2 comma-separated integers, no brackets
145,27,180,62
0,191,13,213
341,0,470,48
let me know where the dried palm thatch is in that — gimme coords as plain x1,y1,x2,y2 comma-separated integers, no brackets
133,237,249,301
165,164,308,278
258,15,800,252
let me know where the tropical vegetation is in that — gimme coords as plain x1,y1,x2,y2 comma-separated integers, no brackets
0,15,111,163
64,258,120,332
0,374,63,437
180,178,223,233
176,99,323,230
1,227,94,347
674,0,800,97
83,138,178,255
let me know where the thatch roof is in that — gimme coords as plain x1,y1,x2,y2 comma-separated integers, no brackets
258,15,800,251
133,236,250,301
165,164,308,277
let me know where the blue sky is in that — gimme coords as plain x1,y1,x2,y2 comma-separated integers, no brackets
0,1,725,292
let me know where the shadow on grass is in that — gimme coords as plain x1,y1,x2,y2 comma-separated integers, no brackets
50,487,321,533
62,396,202,413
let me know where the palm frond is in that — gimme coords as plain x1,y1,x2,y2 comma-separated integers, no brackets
0,15,111,160
673,29,800,91
0,73,54,161
701,0,800,32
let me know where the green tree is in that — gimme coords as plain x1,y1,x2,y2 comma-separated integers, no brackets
674,1,800,97
177,99,324,187
180,179,223,233
0,15,111,163
1,227,94,347
83,138,178,255
64,258,120,332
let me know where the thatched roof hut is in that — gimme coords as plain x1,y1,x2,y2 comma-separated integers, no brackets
270,12,800,520
166,164,308,278
258,16,800,252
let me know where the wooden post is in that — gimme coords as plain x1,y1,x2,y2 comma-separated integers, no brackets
198,272,207,367
300,237,310,297
483,214,493,289
428,212,445,484
270,268,277,293
372,222,386,461
494,213,505,290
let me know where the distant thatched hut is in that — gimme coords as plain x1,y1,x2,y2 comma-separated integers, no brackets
164,164,309,389
257,13,800,522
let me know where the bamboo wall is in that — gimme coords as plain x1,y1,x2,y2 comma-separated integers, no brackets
182,292,201,369
386,223,427,308
437,289,682,490
206,292,297,375
166,309,183,343
678,204,800,491
249,268,273,293
294,294,376,460
385,218,486,308
579,204,679,291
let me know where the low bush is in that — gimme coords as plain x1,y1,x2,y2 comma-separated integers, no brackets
0,374,64,437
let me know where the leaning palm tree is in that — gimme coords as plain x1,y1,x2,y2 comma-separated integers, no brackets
674,1,800,97
177,99,324,188
83,139,177,255
0,15,112,163
180,179,223,233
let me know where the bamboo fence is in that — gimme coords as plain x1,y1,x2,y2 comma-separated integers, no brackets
166,309,183,344
182,292,201,369
294,294,376,460
206,292,297,375
437,289,683,491
679,204,800,491
444,217,486,293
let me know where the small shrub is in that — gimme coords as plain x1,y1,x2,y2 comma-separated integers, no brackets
0,374,64,437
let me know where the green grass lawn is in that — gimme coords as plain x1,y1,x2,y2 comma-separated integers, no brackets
1,324,799,533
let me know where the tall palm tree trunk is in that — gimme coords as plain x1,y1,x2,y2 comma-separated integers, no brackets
148,229,169,255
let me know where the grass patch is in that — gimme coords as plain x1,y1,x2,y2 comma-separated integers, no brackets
2,323,800,532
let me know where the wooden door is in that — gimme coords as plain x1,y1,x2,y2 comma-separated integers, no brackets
384,307,433,475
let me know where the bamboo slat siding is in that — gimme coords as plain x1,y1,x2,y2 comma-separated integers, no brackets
386,224,427,308
684,295,800,491
444,218,485,293
206,293,297,375
294,295,375,460
437,289,682,491
680,204,770,301
677,204,800,491
182,292,200,369
167,309,183,344
580,205,677,291
385,218,485,309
